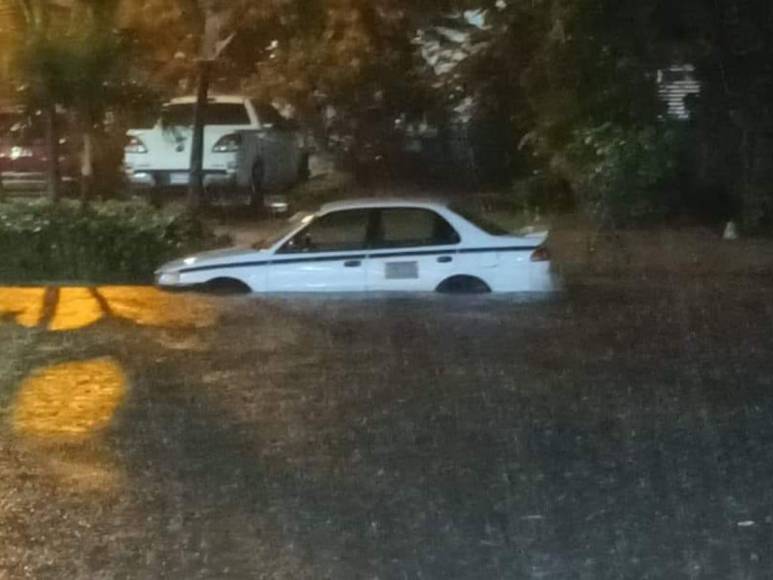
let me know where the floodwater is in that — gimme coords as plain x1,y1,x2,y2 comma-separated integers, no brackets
2,281,773,578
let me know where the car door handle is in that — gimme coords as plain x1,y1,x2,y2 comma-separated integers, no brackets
344,260,362,268
437,256,453,263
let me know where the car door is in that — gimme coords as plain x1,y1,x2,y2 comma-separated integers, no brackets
266,209,373,292
366,208,461,292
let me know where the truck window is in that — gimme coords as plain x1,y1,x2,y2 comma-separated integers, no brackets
161,103,251,127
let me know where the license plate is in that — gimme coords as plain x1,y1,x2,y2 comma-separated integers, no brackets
169,172,189,185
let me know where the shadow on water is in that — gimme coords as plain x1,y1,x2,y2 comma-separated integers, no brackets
98,295,530,577
175,285,773,578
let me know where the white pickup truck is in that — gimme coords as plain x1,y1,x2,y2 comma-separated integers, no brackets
123,95,307,200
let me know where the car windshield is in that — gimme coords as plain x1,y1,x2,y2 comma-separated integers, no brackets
161,103,250,127
449,202,511,236
1,112,72,144
0,113,47,145
251,212,314,250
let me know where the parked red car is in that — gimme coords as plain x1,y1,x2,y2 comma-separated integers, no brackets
0,109,76,192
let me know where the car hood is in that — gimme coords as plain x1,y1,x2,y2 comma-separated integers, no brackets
159,247,268,273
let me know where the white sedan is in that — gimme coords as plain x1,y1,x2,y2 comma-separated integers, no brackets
155,198,559,294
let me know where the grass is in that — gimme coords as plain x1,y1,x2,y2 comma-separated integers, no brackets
1,223,773,578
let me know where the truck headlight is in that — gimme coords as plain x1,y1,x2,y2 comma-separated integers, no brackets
125,136,148,154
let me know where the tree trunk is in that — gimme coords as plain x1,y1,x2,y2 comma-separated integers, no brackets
80,127,94,206
44,103,61,203
740,130,773,231
187,59,211,212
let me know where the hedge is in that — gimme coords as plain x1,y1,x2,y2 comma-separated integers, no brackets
0,199,223,284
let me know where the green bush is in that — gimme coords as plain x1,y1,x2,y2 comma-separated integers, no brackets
0,199,223,283
565,121,686,225
510,175,577,216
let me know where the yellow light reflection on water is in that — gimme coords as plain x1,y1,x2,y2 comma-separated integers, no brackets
48,287,103,331
100,286,217,329
0,287,45,328
13,357,127,439
0,285,217,331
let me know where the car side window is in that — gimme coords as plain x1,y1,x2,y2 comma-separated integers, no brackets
375,208,460,248
279,210,371,253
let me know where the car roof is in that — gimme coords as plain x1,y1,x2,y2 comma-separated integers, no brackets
167,95,248,105
319,197,452,213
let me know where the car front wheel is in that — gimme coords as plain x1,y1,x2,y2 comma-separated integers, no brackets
202,278,252,295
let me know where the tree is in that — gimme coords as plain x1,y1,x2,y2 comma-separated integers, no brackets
52,0,136,202
2,0,149,203
423,1,686,221
0,0,70,201
659,0,773,229
241,0,454,183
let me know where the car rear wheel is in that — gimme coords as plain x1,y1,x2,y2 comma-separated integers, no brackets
436,275,491,295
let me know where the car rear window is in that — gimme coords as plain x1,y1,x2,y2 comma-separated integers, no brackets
449,203,510,236
161,103,250,127
377,208,460,248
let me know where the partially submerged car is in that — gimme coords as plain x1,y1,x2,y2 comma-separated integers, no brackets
123,95,307,200
155,198,559,294
0,109,76,192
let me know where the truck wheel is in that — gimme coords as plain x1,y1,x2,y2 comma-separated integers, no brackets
298,153,310,182
148,186,164,208
249,160,264,210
